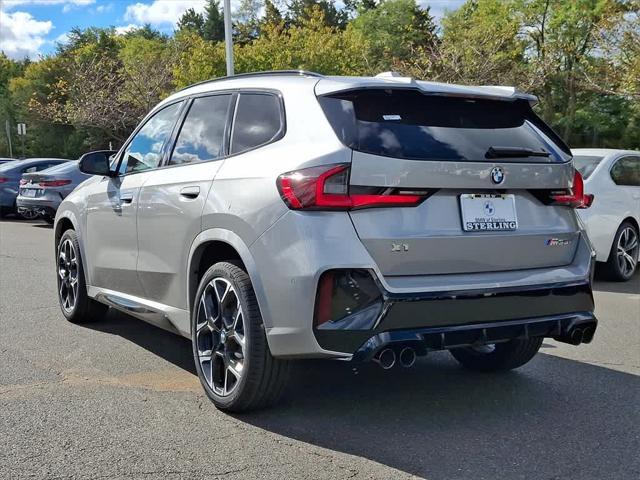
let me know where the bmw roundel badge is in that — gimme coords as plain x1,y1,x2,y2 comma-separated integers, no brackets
490,166,505,185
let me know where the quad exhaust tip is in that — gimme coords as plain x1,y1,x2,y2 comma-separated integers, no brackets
375,348,396,369
398,347,416,368
375,346,418,369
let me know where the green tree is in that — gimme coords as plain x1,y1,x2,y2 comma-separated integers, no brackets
287,0,347,28
203,0,225,41
436,0,525,85
350,0,438,72
234,0,263,44
518,0,628,140
177,8,205,36
263,0,284,27
237,6,370,74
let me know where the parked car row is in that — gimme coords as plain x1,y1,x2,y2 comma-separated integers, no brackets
0,157,91,222
17,160,91,224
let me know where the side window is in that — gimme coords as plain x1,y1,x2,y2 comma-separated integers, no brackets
611,156,640,186
169,94,232,166
119,102,182,174
230,93,283,155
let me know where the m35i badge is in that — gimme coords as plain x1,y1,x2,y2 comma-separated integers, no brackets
391,243,409,252
546,238,571,246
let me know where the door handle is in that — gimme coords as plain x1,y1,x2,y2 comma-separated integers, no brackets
120,193,134,204
180,186,200,199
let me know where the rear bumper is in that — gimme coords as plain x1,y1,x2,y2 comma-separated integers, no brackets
314,280,595,355
352,312,597,362
16,196,59,217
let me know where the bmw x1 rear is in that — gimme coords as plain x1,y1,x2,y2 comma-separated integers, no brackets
54,71,597,412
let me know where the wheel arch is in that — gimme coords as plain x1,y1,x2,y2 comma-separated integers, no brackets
53,211,91,285
621,216,639,234
187,229,273,331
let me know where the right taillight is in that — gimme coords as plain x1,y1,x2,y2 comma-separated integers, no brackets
40,179,72,187
277,163,429,210
549,169,594,209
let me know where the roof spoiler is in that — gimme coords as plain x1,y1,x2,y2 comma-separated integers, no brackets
316,75,538,106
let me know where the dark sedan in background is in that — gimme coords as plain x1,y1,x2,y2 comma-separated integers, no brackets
0,158,71,219
16,160,91,223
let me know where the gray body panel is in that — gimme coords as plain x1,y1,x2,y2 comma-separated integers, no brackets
54,72,595,358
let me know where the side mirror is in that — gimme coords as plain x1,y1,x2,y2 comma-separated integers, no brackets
79,150,117,176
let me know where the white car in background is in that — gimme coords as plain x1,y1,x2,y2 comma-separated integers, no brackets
573,149,640,281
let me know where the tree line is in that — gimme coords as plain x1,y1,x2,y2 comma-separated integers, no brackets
0,0,638,159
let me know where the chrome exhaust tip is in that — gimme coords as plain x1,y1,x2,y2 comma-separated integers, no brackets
375,348,396,370
398,347,416,368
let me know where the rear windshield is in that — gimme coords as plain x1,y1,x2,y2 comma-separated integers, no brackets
318,89,570,162
573,155,604,179
0,160,21,172
41,160,79,174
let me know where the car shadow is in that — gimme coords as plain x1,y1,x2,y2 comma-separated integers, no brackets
82,309,639,479
85,309,196,374
594,267,640,294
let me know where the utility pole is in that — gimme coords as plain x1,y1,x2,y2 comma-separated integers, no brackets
5,120,12,158
223,0,234,76
17,122,26,158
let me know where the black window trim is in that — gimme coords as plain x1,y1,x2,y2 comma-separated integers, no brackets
162,91,237,168
609,155,640,187
125,87,286,173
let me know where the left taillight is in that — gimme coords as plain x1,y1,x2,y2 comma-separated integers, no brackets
549,170,594,209
0,177,8,184
41,179,72,187
277,163,428,210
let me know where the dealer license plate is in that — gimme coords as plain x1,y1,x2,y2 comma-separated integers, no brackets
21,188,40,198
460,194,517,232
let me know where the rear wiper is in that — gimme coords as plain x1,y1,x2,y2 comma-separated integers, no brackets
485,146,551,159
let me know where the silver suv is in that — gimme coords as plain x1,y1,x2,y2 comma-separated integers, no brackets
54,71,597,412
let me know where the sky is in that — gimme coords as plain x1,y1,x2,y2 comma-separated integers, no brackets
0,0,466,60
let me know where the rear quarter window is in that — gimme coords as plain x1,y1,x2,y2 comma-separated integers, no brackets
610,156,640,186
230,93,284,155
319,89,571,162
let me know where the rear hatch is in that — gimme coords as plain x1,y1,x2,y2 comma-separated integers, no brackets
317,86,579,276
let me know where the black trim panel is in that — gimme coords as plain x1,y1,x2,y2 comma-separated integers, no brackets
314,281,594,353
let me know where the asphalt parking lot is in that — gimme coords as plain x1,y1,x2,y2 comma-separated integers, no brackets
1,219,639,480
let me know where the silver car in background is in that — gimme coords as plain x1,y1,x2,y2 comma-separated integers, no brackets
17,160,91,224
54,71,598,412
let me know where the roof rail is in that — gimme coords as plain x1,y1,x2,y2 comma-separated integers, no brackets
177,70,324,92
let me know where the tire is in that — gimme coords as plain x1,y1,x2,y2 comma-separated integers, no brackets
192,262,290,412
449,337,543,372
56,229,108,323
604,221,639,282
0,206,9,218
43,215,55,225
